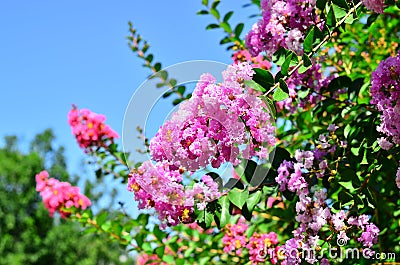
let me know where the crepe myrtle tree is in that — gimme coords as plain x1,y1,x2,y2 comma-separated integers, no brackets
36,0,400,264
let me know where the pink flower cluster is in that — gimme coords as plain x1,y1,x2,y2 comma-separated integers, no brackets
129,63,276,227
35,171,91,218
232,49,271,70
247,232,280,264
222,218,249,255
150,62,276,171
245,0,320,57
68,106,119,150
283,189,380,264
361,0,385,13
371,52,400,147
222,218,280,264
127,161,221,228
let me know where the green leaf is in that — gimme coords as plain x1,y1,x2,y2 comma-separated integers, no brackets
333,4,347,18
162,255,175,263
220,22,232,33
326,5,336,27
351,147,360,156
260,96,277,119
169,78,177,87
273,87,289,101
246,191,262,211
142,242,152,253
339,181,356,191
244,159,257,183
344,124,351,138
197,10,209,15
223,11,234,22
159,70,168,80
244,79,266,92
253,68,275,90
303,54,312,67
228,188,249,209
206,23,219,30
298,64,311,74
297,89,309,99
96,212,107,227
332,0,349,9
234,23,244,37
303,27,315,53
218,196,231,228
177,85,186,95
154,62,162,72
361,149,368,165
281,52,293,76
272,48,287,65
155,246,165,259
202,0,208,6
146,54,153,63
210,8,220,19
279,79,289,93
153,226,165,242
211,0,220,9
135,233,145,248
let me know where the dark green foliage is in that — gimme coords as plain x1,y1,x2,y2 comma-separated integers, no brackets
0,130,133,265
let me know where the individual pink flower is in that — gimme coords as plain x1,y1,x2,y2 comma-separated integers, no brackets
36,171,91,218
246,232,280,264
68,105,119,150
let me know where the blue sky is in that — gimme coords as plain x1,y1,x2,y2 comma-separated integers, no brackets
0,1,259,215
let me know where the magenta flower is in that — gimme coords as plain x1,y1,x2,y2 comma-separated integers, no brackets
68,105,119,150
35,171,91,218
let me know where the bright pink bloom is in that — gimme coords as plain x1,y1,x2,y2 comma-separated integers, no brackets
36,171,91,218
222,217,249,255
68,105,119,150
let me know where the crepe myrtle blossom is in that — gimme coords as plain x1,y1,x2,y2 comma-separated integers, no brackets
246,232,280,264
222,217,249,255
68,105,119,150
35,171,91,218
281,189,380,264
127,161,221,228
149,62,276,171
370,52,400,148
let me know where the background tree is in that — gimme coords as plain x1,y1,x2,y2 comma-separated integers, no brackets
0,129,134,265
